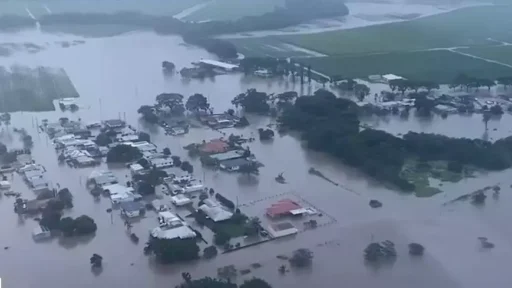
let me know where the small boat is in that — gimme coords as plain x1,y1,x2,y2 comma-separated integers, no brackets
275,172,286,184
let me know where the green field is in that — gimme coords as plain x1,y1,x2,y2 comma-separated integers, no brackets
296,50,512,83
457,45,512,66
276,5,512,56
0,0,206,18
230,37,317,58
183,0,285,22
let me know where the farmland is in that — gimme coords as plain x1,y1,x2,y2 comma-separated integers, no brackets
296,50,512,83
228,4,512,83
182,0,285,22
457,45,512,66
276,5,512,56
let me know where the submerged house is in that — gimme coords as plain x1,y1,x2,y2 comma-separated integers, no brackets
151,211,196,240
120,201,144,218
199,199,233,222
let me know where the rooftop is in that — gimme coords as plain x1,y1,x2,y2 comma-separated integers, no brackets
266,199,302,218
219,158,251,168
199,199,233,222
200,139,230,154
271,222,295,231
120,201,144,212
104,119,126,127
103,183,134,196
210,150,245,162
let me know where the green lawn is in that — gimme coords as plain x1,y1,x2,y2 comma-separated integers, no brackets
183,0,285,22
458,45,512,66
275,5,512,56
296,50,512,83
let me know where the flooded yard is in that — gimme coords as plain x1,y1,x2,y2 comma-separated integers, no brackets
1,28,512,288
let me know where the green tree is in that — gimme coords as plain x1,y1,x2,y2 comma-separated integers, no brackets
289,248,313,267
57,188,73,208
203,245,218,259
186,93,210,112
163,147,171,156
147,236,200,264
106,144,141,163
408,243,425,256
74,215,97,235
240,278,273,288
59,217,76,236
231,89,270,114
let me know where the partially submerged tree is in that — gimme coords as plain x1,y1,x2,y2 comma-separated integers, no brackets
408,243,425,256
203,245,218,259
231,89,270,114
90,253,103,268
240,278,273,288
146,235,200,264
181,161,194,174
289,248,313,267
106,145,141,163
186,93,210,112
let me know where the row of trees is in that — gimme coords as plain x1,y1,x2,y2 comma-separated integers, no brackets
388,79,440,94
176,273,272,288
138,93,212,124
278,89,512,191
231,89,299,114
448,73,512,91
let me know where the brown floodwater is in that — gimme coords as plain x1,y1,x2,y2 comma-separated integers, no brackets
1,29,512,288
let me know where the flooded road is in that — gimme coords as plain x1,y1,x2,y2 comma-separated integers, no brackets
1,30,512,288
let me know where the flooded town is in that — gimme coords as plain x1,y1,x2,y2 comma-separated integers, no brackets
1,0,512,288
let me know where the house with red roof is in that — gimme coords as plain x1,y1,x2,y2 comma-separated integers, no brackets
266,199,302,218
199,139,230,154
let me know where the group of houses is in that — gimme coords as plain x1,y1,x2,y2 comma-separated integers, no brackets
198,139,254,172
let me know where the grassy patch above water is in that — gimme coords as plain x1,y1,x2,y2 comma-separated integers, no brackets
276,5,512,56
401,159,475,198
295,50,512,83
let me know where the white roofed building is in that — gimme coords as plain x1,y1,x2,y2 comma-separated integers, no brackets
199,199,233,222
151,211,196,240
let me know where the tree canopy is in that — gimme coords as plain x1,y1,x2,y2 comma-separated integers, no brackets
186,93,210,112
232,89,270,114
106,145,141,163
146,236,199,264
279,89,512,192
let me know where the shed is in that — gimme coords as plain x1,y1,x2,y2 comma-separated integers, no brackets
0,180,11,189
171,194,192,206
120,201,144,218
267,222,298,238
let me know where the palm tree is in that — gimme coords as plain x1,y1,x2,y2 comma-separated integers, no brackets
483,111,491,131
